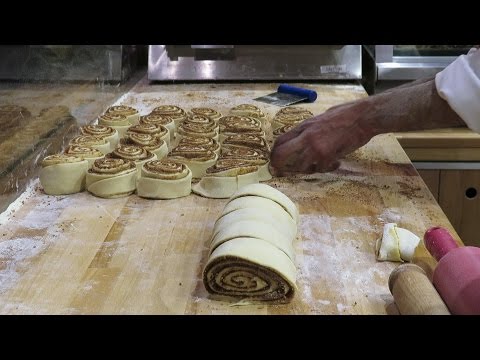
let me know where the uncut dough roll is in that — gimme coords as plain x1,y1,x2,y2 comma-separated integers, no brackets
151,105,187,129
203,237,297,303
139,114,176,143
221,146,272,181
190,107,222,122
229,183,299,223
211,219,295,261
64,145,104,168
120,133,168,160
108,145,157,178
69,135,110,155
126,123,170,149
80,125,119,151
98,113,131,138
178,136,220,155
39,154,88,195
229,104,268,129
136,159,192,199
86,158,137,198
168,145,218,178
106,105,140,125
192,159,259,199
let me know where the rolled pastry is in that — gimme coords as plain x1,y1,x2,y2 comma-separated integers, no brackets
64,145,104,168
272,106,313,130
192,159,259,199
222,133,271,153
80,125,119,151
168,145,218,178
106,105,140,125
136,159,192,199
127,123,170,149
98,113,131,138
86,157,137,198
211,219,295,261
176,121,219,142
108,144,157,177
151,105,187,128
178,135,220,155
273,123,297,137
218,115,263,142
230,104,268,129
221,145,272,181
69,135,110,155
120,133,168,160
139,113,176,142
229,183,299,223
39,154,88,195
190,107,222,122
203,237,297,303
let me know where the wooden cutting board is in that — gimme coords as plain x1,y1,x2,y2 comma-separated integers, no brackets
0,80,459,314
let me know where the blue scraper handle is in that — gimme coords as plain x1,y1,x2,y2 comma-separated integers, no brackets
277,84,317,103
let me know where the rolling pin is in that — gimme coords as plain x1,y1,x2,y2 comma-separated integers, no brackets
424,227,480,315
388,263,450,315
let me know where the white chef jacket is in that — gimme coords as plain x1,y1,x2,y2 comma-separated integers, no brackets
436,47,480,132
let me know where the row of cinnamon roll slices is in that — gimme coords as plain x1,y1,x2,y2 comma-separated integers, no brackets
39,104,315,199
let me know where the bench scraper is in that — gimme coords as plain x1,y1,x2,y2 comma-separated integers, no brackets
253,84,317,107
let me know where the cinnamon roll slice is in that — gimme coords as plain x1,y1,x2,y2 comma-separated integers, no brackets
221,146,271,181
39,154,88,195
273,123,297,137
168,145,218,178
98,113,131,138
190,107,222,122
222,133,271,153
139,114,175,142
108,144,157,177
177,121,219,142
120,133,168,160
203,237,297,303
217,115,264,142
178,136,220,155
192,159,259,199
151,105,187,128
69,135,110,155
230,104,268,128
64,145,104,168
86,158,137,198
80,125,119,151
106,105,140,125
137,159,192,199
127,123,170,149
272,106,314,130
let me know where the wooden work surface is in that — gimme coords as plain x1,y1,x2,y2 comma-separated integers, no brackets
0,80,459,314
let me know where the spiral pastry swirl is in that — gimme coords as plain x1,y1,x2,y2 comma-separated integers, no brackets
222,134,271,153
177,122,218,139
139,113,174,127
273,123,297,137
42,154,84,167
142,159,190,180
218,116,263,139
206,159,258,176
190,107,222,121
221,146,269,164
86,157,137,198
276,106,313,117
40,154,88,195
105,105,140,126
178,136,220,154
64,145,104,159
120,133,167,159
89,157,136,175
169,145,216,161
80,124,119,150
184,114,218,130
151,105,187,127
69,135,110,154
128,123,168,138
109,144,154,162
98,113,130,126
230,104,267,119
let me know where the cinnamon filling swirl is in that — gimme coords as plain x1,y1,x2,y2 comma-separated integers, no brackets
178,136,220,154
190,107,222,121
89,157,136,175
168,145,217,161
142,159,190,180
222,134,271,153
109,145,154,162
205,159,258,177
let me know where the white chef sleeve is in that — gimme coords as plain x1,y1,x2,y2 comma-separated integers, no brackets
435,48,480,133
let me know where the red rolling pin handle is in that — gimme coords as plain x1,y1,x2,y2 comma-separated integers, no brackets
424,227,459,261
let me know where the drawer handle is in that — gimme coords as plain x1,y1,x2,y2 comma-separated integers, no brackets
465,187,477,199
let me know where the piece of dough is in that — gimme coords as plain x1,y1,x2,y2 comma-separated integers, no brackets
105,105,140,125
98,113,131,138
69,135,110,155
139,113,176,142
178,136,220,155
168,145,218,178
273,123,297,137
190,107,222,122
222,133,271,153
272,106,314,130
221,146,272,181
229,104,268,129
176,121,219,142
376,223,421,262
228,183,299,223
64,145,104,168
108,145,157,178
137,159,192,199
396,227,421,262
211,219,295,261
121,133,168,159
203,237,297,303
192,159,259,199
39,154,88,195
127,123,171,149
151,105,187,129
86,158,137,198
80,125,119,151
214,208,297,240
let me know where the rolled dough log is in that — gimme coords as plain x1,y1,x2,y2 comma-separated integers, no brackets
69,135,110,155
106,105,140,125
98,113,131,138
64,145,104,168
151,105,187,129
39,154,88,195
139,114,176,142
86,158,137,198
80,125,119,152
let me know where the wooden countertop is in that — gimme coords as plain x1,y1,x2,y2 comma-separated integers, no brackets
395,128,480,161
0,81,458,314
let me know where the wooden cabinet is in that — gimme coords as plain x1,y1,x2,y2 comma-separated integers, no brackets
416,169,480,247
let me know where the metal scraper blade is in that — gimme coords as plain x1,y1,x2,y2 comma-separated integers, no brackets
253,92,308,107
